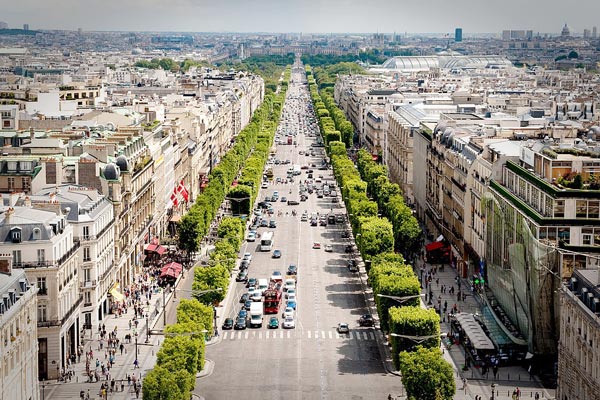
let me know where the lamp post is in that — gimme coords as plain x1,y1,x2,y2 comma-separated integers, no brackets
134,332,138,367
145,314,149,344
377,293,425,304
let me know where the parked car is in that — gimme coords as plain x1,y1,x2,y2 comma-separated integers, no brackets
247,232,256,242
236,270,248,282
324,244,333,252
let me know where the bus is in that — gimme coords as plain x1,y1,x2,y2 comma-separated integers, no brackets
260,231,274,251
263,288,282,314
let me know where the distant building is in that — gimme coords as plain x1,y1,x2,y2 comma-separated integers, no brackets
455,28,463,42
23,24,29,31
561,24,571,37
583,29,591,39
0,21,8,30
558,269,600,400
593,26,598,38
501,30,533,40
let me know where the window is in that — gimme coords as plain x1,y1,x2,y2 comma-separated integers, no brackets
37,249,45,263
32,228,41,240
12,250,21,265
588,201,599,219
583,234,592,246
83,247,91,262
83,226,90,240
84,291,91,305
11,228,21,243
37,277,47,295
83,268,91,282
22,177,30,191
576,200,588,218
554,200,565,218
37,305,47,322
7,177,15,190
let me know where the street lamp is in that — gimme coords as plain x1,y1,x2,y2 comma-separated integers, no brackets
134,332,139,367
145,314,149,344
377,293,425,304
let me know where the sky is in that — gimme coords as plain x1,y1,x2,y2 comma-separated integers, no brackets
3,0,600,34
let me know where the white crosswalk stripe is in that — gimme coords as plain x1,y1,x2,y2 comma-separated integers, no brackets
220,329,376,342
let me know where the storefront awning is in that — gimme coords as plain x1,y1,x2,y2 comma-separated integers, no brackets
170,215,181,223
426,241,445,252
160,262,182,279
109,284,125,302
454,313,495,351
144,244,158,252
156,245,167,255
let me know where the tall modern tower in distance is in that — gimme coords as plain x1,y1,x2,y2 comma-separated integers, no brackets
455,28,463,42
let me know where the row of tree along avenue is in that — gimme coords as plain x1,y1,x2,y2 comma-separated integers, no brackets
306,64,455,400
142,67,291,400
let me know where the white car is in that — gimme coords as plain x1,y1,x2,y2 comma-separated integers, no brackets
283,316,295,329
282,306,294,319
261,182,269,189
286,293,297,303
284,279,296,292
324,244,333,252
247,232,256,242
251,291,262,302
285,288,296,299
243,253,252,263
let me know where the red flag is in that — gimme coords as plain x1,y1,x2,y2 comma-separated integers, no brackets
170,192,179,207
178,181,189,202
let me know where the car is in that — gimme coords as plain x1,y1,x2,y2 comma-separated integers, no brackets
244,300,253,311
287,293,297,303
268,316,279,329
272,249,282,258
324,244,333,252
222,318,234,330
287,264,297,275
240,260,250,270
247,277,257,288
284,278,296,292
341,231,351,239
271,271,283,282
253,208,262,216
243,252,252,262
282,307,295,319
345,245,354,253
359,314,375,327
247,232,256,242
310,219,318,226
238,309,248,319
287,199,300,205
267,205,275,214
313,242,321,249
240,293,249,303
282,317,295,329
286,299,297,310
319,219,327,226
261,182,269,189
301,214,308,221
269,220,277,228
260,219,268,227
234,317,247,330
236,270,248,282
281,196,287,202
337,323,350,334
251,291,262,302
316,191,323,198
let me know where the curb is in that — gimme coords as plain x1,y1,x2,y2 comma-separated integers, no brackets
196,359,215,379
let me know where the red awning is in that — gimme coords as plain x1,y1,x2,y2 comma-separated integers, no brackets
144,244,158,252
160,268,178,279
163,262,182,274
372,154,378,161
156,245,167,255
426,241,445,252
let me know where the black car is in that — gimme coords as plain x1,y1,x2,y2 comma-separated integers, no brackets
240,260,250,270
348,260,359,272
243,300,253,311
287,200,300,205
222,318,234,330
359,314,375,327
236,270,248,282
287,264,297,275
345,245,354,253
240,293,249,303
234,317,247,330
341,231,351,239
247,277,257,288
269,220,277,228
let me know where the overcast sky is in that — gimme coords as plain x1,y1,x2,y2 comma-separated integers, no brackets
3,0,600,34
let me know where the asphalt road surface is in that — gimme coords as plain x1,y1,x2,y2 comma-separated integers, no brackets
197,63,402,400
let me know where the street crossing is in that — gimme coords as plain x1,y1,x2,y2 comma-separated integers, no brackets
220,329,377,341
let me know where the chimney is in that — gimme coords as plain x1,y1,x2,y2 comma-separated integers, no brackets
4,207,14,221
29,127,35,140
24,196,31,208
49,192,57,203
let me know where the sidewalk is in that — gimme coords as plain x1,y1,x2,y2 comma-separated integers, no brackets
44,275,177,400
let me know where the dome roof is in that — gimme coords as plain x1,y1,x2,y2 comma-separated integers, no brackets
116,155,129,172
588,126,600,135
104,163,120,181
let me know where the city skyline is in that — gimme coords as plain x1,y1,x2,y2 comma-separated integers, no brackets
2,0,600,34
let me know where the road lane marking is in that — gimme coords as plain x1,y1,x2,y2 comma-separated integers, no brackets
335,332,340,339
308,330,311,339
322,331,326,339
230,332,236,340
237,332,242,339
362,332,368,340
266,331,270,339
259,332,262,339
287,331,290,338
314,331,318,339
280,331,283,338
222,332,227,339
244,331,249,339
328,331,332,339
369,332,375,340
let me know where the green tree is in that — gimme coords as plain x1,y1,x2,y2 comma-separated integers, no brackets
217,217,244,248
156,335,200,374
142,365,192,400
358,217,394,259
227,185,253,215
399,347,456,400
389,306,440,368
387,195,422,257
192,265,229,304
176,299,213,332
177,212,202,259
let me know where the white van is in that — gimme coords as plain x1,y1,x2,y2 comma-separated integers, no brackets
258,278,269,295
